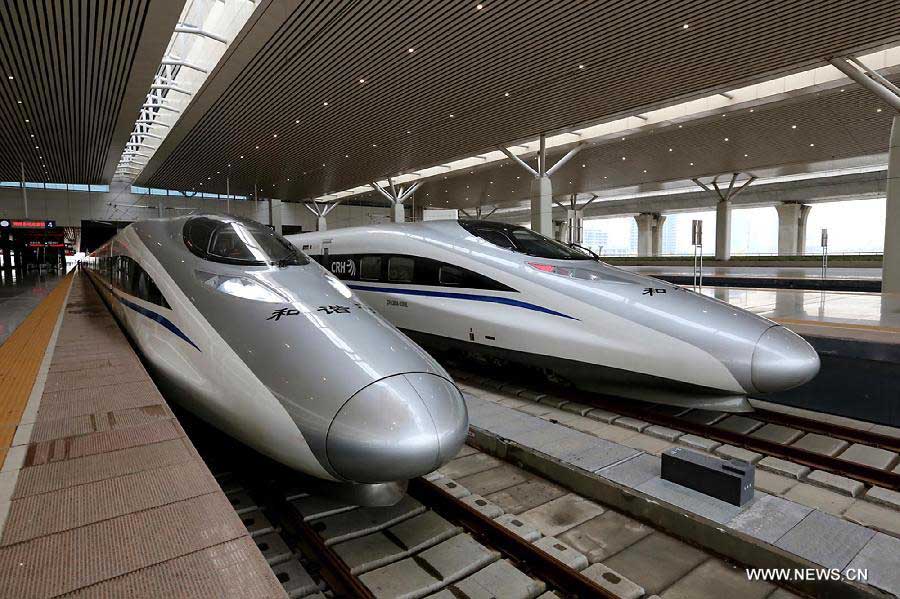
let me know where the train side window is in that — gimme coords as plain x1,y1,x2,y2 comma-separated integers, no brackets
474,229,515,250
439,265,464,286
360,256,382,281
388,256,414,283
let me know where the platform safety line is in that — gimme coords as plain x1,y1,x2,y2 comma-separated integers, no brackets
0,271,74,539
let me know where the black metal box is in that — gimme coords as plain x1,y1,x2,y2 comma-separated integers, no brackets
661,447,755,506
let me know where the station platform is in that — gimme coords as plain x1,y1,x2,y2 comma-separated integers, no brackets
0,269,66,346
703,287,900,426
0,271,285,598
621,265,881,292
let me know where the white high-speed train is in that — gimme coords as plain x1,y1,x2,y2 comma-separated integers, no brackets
289,220,820,412
83,214,467,504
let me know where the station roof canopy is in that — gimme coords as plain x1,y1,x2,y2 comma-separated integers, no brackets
135,0,900,202
0,0,184,185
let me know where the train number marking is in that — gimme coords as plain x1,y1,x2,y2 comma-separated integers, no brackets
643,287,667,296
386,298,408,308
317,305,351,315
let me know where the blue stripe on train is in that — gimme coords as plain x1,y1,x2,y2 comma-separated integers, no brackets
111,288,201,352
347,284,577,320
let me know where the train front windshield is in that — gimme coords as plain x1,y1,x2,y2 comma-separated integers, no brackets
184,216,309,266
459,221,588,260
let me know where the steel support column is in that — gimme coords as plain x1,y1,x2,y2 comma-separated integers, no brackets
370,180,419,224
693,173,756,261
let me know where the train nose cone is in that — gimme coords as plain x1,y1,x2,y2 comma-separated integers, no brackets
751,326,820,393
326,373,468,483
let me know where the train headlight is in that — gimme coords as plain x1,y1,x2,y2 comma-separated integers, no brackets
196,271,288,303
527,262,601,281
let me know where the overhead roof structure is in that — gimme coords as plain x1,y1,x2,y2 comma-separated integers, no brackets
0,0,186,184
137,0,900,199
413,73,900,211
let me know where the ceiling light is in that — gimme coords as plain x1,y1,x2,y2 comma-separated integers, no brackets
689,162,694,166
504,92,509,97
678,124,683,128
682,23,689,29
578,64,585,70
273,134,277,138
877,108,883,113
406,130,411,134
449,114,454,118
255,145,260,149
791,125,797,129
744,153,749,157
372,143,377,147
6,75,12,80
643,170,647,173
621,156,626,160
240,155,244,159
723,137,729,142
809,143,815,147
322,102,328,107
358,78,365,84
476,3,483,9
749,109,754,113
345,154,349,158
17,100,22,104
408,48,415,53
668,148,673,152
581,164,586,168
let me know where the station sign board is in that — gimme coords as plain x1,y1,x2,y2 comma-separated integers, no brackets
0,219,56,229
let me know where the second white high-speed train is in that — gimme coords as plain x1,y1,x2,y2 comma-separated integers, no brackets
289,220,820,412
83,215,467,504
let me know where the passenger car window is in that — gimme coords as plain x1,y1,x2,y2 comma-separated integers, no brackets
388,256,414,283
439,265,464,286
360,256,382,281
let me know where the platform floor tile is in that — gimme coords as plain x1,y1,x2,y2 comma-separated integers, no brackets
845,533,900,597
558,510,654,563
657,558,774,599
727,494,812,544
597,452,660,488
601,532,708,596
519,493,604,537
775,509,875,570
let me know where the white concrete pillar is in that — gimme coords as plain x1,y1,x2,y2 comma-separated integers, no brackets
531,176,553,236
392,202,405,223
715,200,732,260
317,215,327,231
652,215,666,257
567,209,584,245
885,115,900,294
775,203,811,256
554,220,568,242
634,213,656,257
268,198,283,233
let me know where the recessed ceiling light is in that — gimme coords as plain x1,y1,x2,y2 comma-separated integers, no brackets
876,108,883,113
689,162,694,166
255,145,260,149
24,119,29,123
6,75,12,80
621,156,626,160
744,153,748,157
17,100,22,104
345,154,349,158
359,78,365,84
723,137,729,142
372,143,377,147
516,176,520,179
668,148,673,152
791,125,797,129
578,64,585,70
749,109,754,113
682,23,689,29
504,92,509,97
581,164,586,168
408,48,415,53
809,143,815,147
643,170,647,173
476,3,483,9
273,134,277,138
322,163,326,167
678,124,683,128
240,155,244,159
449,114,454,118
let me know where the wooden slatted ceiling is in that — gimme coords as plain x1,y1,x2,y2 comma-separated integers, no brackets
138,0,900,199
414,81,897,210
0,0,184,185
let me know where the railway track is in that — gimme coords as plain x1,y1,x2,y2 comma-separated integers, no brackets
185,407,620,598
448,364,900,492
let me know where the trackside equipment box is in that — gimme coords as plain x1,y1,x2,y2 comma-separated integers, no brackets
661,447,755,506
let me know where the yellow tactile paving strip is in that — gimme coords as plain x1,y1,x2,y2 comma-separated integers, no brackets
0,273,73,467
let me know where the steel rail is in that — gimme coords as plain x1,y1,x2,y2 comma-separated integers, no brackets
408,478,618,599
